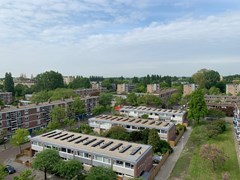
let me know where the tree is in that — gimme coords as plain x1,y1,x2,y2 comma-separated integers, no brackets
32,149,61,180
206,109,225,120
188,89,208,125
200,144,228,170
141,114,149,119
4,72,14,94
64,118,75,129
0,129,8,150
85,166,116,180
167,93,182,107
92,105,106,116
79,124,94,134
47,120,60,130
11,128,30,153
50,106,66,122
35,71,64,92
0,99,4,106
137,95,162,107
15,84,28,97
105,126,129,141
56,159,83,180
126,93,138,106
208,87,220,95
73,97,86,122
68,76,90,89
99,93,113,107
0,163,7,179
13,169,35,180
148,129,161,153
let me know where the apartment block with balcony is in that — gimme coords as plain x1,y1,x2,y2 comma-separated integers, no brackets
31,130,153,179
233,104,240,134
88,115,176,141
0,92,13,105
183,84,197,96
119,106,187,125
0,97,99,136
147,84,160,94
74,88,107,97
226,84,240,96
117,84,135,94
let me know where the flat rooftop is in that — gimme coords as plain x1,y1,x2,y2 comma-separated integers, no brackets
90,115,174,130
31,130,151,163
120,106,186,115
0,96,98,113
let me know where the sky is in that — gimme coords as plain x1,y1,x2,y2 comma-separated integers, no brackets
0,0,240,78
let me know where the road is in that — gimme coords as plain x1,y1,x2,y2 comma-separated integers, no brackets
154,127,192,180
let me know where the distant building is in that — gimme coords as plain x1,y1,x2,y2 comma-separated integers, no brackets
183,84,197,96
0,92,13,105
89,115,176,142
117,84,135,94
74,88,106,97
147,84,160,94
31,130,153,179
226,84,240,96
158,89,178,103
91,81,102,89
63,76,75,85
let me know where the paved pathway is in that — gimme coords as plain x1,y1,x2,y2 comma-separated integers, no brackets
154,127,192,180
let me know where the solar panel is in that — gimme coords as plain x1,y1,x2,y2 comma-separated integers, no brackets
119,145,132,153
68,136,81,142
100,141,113,149
83,138,97,145
130,147,142,155
75,137,88,144
60,134,74,141
48,132,62,138
54,133,68,139
110,143,123,151
91,140,104,147
42,131,56,137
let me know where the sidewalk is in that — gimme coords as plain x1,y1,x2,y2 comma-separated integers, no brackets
154,127,192,180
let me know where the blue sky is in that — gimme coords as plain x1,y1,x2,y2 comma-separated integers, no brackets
0,0,240,77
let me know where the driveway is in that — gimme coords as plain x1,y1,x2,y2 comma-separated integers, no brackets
154,127,192,180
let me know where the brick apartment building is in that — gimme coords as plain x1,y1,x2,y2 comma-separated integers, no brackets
0,96,99,136
226,84,240,96
0,92,13,105
117,84,135,94
74,88,107,97
31,130,153,179
183,84,197,96
147,84,160,94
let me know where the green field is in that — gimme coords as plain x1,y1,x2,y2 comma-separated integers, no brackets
169,123,240,180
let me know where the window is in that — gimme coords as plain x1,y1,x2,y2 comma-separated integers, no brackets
0,113,2,119
115,160,123,166
84,153,91,159
32,141,37,145
125,162,134,169
126,125,130,129
77,151,83,157
103,157,110,164
24,110,29,115
95,155,103,162
61,147,66,152
25,116,29,121
67,149,72,154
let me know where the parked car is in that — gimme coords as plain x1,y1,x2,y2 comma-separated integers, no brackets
4,165,16,174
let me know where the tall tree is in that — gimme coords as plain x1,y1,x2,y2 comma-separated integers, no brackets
68,76,90,89
56,159,83,180
188,89,208,125
11,128,30,153
73,97,86,119
85,166,116,180
0,163,7,179
148,129,161,153
126,93,138,106
99,93,113,107
50,106,66,122
35,71,64,91
32,149,61,180
4,72,14,94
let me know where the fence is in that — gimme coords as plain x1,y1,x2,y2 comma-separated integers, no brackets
148,150,170,180
169,129,185,147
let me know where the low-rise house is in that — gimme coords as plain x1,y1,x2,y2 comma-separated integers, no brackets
118,106,187,125
88,115,176,141
31,130,153,179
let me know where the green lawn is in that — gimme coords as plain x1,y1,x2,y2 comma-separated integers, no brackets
169,123,240,180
